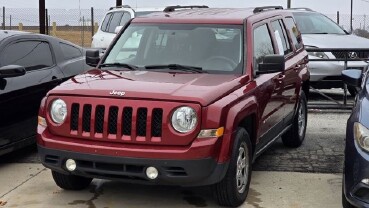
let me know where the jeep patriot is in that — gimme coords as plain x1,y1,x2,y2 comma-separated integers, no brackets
37,6,310,207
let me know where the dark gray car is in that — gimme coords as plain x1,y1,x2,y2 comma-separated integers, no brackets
0,30,89,155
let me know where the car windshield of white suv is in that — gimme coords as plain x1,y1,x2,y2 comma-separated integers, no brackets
293,12,346,35
103,24,243,74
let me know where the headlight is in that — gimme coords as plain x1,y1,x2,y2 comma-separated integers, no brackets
306,46,329,59
354,122,369,152
50,99,67,124
171,106,197,133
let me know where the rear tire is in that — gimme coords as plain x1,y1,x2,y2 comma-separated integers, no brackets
52,171,92,190
282,91,307,148
213,128,252,207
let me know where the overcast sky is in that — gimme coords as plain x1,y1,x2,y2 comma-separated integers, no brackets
0,0,368,15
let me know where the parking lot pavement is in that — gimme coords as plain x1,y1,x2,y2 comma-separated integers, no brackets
0,164,341,208
254,110,350,173
0,108,350,207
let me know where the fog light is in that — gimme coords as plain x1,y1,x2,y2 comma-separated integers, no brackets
362,179,369,185
65,159,77,172
146,167,158,180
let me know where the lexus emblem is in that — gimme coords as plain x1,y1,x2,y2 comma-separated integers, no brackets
110,90,126,96
348,52,358,59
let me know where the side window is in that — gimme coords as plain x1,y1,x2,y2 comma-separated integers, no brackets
285,17,304,50
59,43,82,60
1,41,53,71
108,12,123,33
119,13,131,26
101,13,112,32
271,20,292,55
253,24,275,72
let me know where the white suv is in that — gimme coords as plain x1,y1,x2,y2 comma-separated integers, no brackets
92,5,162,49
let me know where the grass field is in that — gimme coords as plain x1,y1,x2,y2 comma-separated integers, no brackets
25,29,93,48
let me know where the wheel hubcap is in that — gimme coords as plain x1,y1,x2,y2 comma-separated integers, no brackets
298,100,306,138
236,144,249,194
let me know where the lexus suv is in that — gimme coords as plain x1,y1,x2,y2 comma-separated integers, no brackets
291,8,369,96
38,6,310,207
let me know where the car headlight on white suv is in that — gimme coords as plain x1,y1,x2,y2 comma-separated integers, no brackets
50,99,67,124
306,46,329,59
171,106,197,133
354,122,369,152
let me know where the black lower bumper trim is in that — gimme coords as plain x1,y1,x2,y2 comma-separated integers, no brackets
38,145,228,186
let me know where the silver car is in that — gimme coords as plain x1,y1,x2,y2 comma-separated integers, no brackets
292,9,369,95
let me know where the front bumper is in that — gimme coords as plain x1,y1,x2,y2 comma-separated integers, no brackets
38,145,228,186
309,60,368,87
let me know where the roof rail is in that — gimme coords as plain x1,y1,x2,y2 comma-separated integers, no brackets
164,5,209,13
109,5,132,10
289,7,314,12
253,6,283,13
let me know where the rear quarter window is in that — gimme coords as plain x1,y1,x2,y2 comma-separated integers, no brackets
60,42,82,60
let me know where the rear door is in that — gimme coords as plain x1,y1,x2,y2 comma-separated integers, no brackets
282,17,307,122
270,18,300,123
0,37,62,146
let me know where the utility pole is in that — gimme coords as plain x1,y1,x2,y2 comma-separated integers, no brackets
350,0,353,32
116,0,122,7
287,0,291,8
39,0,46,34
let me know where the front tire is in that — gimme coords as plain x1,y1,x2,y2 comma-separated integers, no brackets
52,171,92,190
282,91,307,148
213,128,252,207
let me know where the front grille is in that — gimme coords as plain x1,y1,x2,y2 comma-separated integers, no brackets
332,51,369,59
71,103,163,142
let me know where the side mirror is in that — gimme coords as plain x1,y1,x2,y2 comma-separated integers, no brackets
0,65,26,78
86,49,101,67
115,26,123,34
257,55,285,75
342,69,362,87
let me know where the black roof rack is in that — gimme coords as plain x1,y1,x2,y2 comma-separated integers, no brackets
253,6,283,13
164,5,209,13
109,5,132,10
289,8,314,12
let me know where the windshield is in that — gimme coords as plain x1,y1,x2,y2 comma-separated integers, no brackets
293,12,346,35
103,24,244,74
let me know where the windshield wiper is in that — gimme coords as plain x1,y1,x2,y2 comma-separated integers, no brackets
99,63,139,71
145,64,205,73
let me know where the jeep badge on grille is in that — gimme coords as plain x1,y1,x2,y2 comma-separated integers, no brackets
110,90,126,96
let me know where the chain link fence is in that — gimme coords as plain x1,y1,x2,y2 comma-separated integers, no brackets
1,8,369,47
0,8,107,47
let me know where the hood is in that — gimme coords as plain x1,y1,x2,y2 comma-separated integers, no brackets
302,34,369,48
49,69,244,106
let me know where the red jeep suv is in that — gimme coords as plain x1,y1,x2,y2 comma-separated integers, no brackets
37,6,309,207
